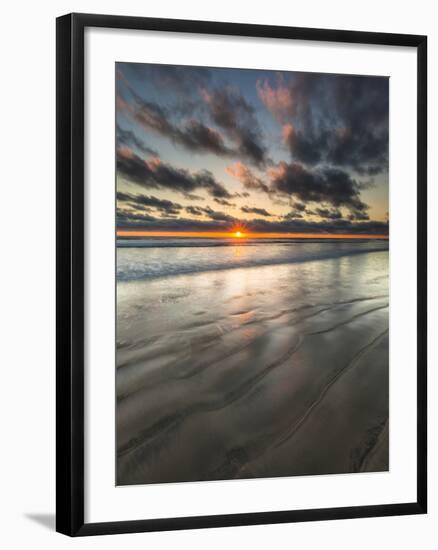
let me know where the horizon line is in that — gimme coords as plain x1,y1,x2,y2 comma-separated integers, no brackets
117,230,389,240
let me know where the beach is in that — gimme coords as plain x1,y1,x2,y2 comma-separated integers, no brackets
116,239,389,485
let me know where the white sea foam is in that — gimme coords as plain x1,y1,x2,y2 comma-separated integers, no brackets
117,238,389,281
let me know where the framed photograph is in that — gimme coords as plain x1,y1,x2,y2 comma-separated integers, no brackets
56,13,427,536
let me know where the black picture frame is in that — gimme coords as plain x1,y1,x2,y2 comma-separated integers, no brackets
56,12,427,537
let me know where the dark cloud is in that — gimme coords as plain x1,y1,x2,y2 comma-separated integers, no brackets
117,148,233,199
116,125,157,156
259,73,388,175
182,120,232,155
193,170,234,198
117,211,388,235
202,88,267,166
247,218,387,235
314,207,343,220
348,210,370,221
117,209,157,225
124,85,268,165
214,198,236,207
241,206,272,217
117,215,232,232
118,63,211,94
185,206,206,216
246,218,387,235
184,205,236,222
205,209,236,222
125,94,233,157
117,74,232,157
117,148,155,185
292,201,307,212
282,124,328,165
116,191,135,202
283,210,304,220
271,197,290,206
117,191,182,215
184,193,206,201
269,162,368,215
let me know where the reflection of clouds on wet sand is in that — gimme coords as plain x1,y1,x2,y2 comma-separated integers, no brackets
116,250,389,485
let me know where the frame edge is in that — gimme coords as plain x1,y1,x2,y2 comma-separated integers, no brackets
416,35,427,515
56,12,428,536
56,13,86,536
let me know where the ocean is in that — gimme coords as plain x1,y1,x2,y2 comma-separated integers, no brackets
116,237,388,281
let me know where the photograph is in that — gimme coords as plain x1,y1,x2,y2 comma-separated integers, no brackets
115,62,390,486
0,0,431,544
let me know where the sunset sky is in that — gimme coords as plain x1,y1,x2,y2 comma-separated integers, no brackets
116,63,389,237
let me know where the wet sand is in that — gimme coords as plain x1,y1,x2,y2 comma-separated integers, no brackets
116,249,389,485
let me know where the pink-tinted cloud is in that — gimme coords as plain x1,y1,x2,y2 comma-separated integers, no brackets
256,78,294,123
282,123,295,144
116,95,133,114
226,161,252,181
117,146,136,160
146,156,161,171
226,161,269,193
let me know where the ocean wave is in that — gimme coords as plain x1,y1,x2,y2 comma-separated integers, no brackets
117,237,387,249
117,241,388,282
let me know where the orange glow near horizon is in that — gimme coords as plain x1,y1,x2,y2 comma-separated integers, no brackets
117,230,388,240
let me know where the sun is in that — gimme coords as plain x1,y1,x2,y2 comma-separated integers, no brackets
234,231,243,238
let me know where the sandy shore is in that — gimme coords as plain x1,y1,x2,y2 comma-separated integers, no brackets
116,250,389,485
